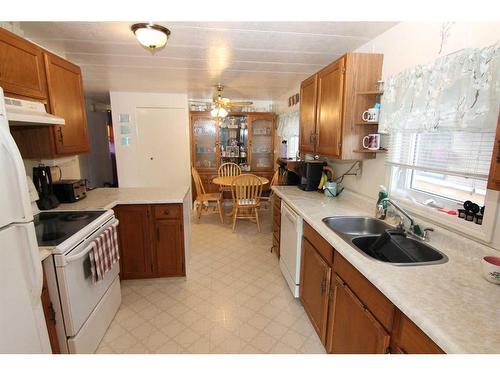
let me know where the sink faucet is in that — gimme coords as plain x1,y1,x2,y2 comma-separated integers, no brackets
380,198,434,241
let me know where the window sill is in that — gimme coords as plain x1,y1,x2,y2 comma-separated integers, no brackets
389,190,499,244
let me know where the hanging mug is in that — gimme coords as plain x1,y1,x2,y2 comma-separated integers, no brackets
362,108,380,122
362,134,380,150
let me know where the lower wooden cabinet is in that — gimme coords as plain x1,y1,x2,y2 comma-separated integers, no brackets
155,219,184,277
390,311,444,354
487,114,500,190
300,238,331,344
299,221,444,354
41,269,60,354
327,276,390,354
114,203,185,280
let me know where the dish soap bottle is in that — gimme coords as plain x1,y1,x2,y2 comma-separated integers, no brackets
376,185,388,219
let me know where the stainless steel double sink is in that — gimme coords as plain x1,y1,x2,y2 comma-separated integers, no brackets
322,216,448,266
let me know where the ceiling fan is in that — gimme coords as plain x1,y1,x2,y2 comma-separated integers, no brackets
210,84,253,118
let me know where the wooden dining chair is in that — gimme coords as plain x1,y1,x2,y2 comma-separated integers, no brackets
218,162,241,193
231,174,263,233
192,166,224,223
260,169,280,209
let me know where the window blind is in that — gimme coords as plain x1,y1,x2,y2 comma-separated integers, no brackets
387,131,495,180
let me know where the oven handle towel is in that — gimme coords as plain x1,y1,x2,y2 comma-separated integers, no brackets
88,223,120,284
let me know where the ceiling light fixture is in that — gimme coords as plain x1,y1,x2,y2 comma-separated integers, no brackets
211,106,228,118
131,23,171,53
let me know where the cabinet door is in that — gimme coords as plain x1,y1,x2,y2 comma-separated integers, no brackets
390,311,444,354
0,27,47,99
191,115,218,171
114,205,154,279
249,114,275,172
44,52,89,155
315,58,345,158
300,238,331,344
299,74,318,154
328,276,390,354
155,219,185,277
487,115,500,190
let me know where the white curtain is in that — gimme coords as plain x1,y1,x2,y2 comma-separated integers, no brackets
277,110,299,138
379,42,500,134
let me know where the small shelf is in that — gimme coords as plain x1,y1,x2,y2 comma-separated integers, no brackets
356,91,384,95
355,121,379,126
352,148,388,154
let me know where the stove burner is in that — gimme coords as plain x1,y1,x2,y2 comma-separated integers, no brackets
42,231,66,242
62,213,92,222
38,213,60,220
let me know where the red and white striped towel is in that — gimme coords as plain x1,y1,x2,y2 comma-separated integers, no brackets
89,225,120,284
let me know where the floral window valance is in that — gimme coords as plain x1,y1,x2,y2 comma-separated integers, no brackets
379,42,500,134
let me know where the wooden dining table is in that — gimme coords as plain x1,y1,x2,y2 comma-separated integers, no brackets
212,175,270,217
212,175,269,187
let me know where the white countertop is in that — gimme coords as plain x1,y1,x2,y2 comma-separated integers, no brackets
272,186,500,354
38,186,190,261
56,186,190,210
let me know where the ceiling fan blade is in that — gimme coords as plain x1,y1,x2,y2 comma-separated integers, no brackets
226,101,253,106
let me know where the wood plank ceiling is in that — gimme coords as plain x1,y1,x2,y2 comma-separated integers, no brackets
19,22,396,102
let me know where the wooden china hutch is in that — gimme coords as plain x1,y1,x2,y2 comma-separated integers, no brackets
190,111,276,196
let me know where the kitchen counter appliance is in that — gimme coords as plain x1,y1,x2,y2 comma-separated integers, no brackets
40,209,121,354
53,179,87,203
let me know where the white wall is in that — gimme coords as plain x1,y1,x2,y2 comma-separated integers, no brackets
109,92,191,189
331,21,500,200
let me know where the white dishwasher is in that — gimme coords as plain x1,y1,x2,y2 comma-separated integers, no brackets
279,201,303,298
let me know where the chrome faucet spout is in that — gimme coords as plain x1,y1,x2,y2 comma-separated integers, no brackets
381,198,415,228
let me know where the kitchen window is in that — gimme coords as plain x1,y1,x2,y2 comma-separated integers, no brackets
277,110,299,158
389,131,495,207
379,42,500,241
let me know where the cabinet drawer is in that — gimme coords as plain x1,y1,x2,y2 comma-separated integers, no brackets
392,312,444,354
334,252,395,332
303,222,333,266
153,204,182,219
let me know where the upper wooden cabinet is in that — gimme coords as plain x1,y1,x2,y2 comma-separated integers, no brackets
44,52,90,155
315,58,345,158
299,53,383,160
0,27,47,100
299,75,318,154
0,27,90,158
487,114,500,190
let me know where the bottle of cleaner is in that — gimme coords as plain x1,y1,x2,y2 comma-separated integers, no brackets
376,185,388,219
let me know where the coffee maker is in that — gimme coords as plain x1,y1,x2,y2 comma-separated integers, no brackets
298,160,327,191
32,165,60,210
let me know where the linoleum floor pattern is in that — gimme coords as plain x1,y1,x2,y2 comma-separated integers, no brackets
96,207,325,354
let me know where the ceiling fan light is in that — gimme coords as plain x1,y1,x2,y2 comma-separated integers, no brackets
131,23,170,52
211,106,228,118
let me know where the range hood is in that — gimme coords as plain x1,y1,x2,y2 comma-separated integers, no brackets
5,96,65,126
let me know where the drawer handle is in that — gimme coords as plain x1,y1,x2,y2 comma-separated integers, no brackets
163,209,170,215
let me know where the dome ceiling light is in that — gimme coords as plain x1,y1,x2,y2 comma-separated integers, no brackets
131,23,171,53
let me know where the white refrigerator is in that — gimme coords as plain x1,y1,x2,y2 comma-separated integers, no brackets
0,87,51,353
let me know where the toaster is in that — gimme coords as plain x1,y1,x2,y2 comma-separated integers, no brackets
52,179,87,203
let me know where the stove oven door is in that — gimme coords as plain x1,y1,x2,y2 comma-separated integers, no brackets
54,218,120,337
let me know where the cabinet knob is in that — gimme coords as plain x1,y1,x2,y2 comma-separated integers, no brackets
150,157,154,160
163,209,170,215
